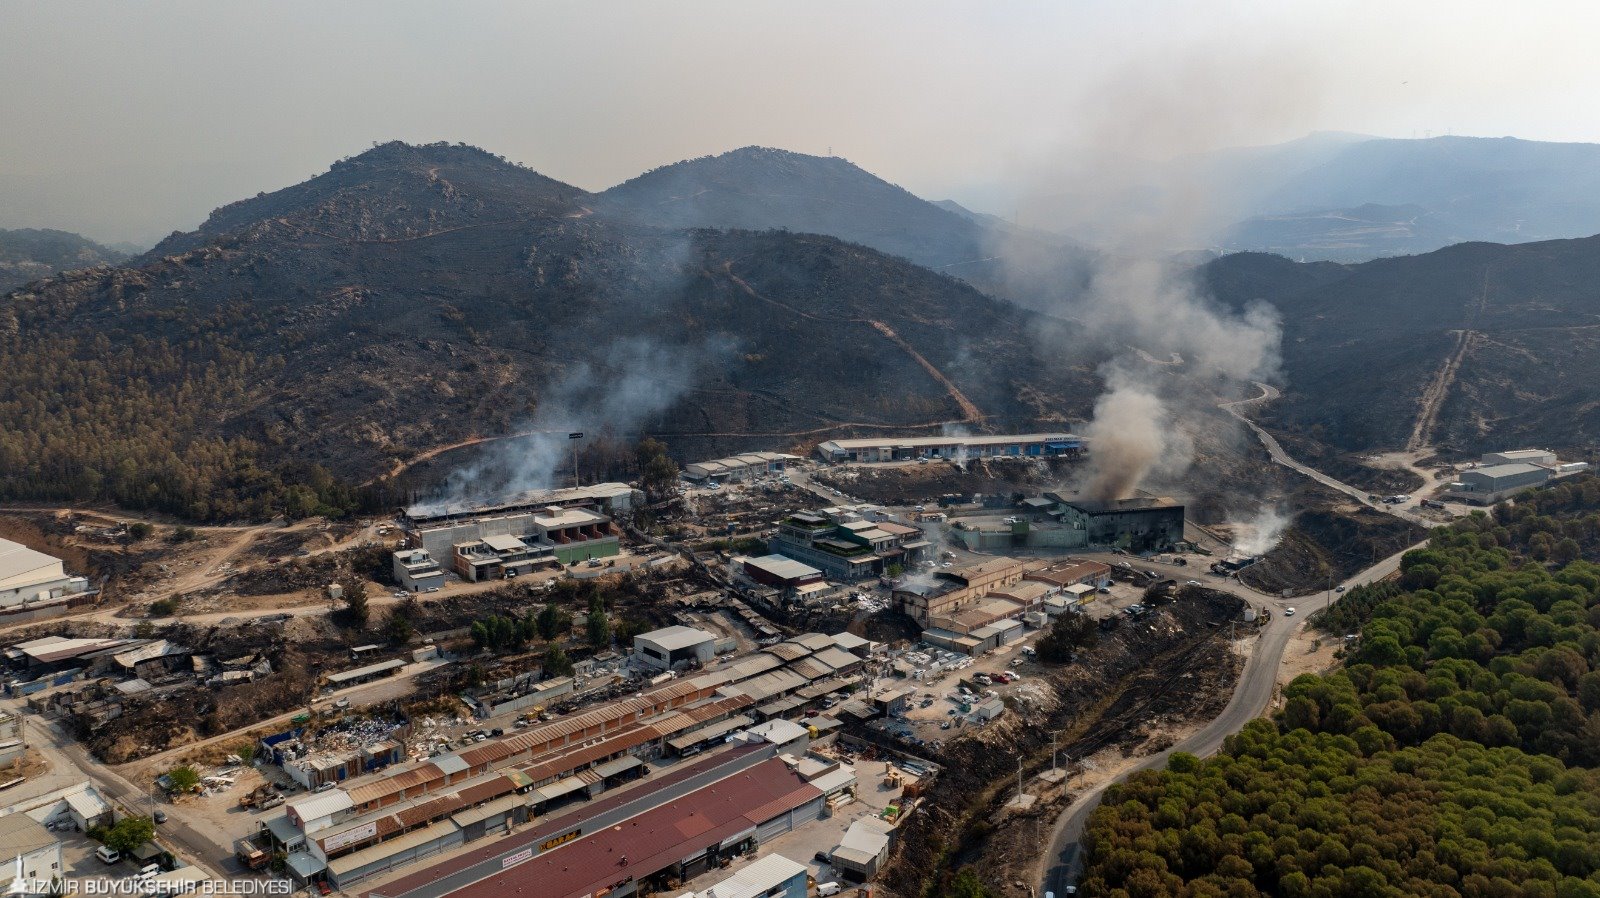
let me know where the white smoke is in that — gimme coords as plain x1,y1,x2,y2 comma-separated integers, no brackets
412,335,734,511
1232,506,1291,556
1006,42,1316,501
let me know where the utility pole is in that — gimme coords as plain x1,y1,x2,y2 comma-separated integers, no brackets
1018,755,1024,798
568,432,584,489
1051,731,1058,773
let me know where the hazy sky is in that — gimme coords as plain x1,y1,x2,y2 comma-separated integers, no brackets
5,0,1600,244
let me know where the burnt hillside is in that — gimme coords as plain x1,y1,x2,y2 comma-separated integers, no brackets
0,143,1096,519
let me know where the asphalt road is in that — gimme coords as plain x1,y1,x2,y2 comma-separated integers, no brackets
1222,383,1433,527
1039,390,1434,896
14,712,241,876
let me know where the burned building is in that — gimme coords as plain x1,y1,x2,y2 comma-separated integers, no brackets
1049,495,1185,552
400,483,641,571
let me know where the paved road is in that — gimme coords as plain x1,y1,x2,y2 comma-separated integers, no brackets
1040,387,1435,895
372,744,778,898
1221,384,1433,527
1039,539,1420,895
11,712,237,875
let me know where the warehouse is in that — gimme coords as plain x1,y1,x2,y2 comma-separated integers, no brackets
739,554,825,591
683,452,800,482
1051,496,1185,552
1479,449,1557,467
1444,462,1554,504
892,557,1027,627
401,483,640,561
830,817,894,881
0,538,91,614
376,754,825,898
633,626,718,671
814,433,1083,463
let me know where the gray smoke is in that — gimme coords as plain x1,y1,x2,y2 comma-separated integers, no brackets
1232,505,1290,556
1006,43,1316,501
413,335,734,511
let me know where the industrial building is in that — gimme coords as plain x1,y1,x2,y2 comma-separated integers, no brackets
401,483,640,563
1048,495,1185,552
814,433,1084,463
0,813,61,893
831,816,894,881
685,853,809,898
0,538,91,620
682,452,801,483
633,625,718,671
391,549,447,592
892,557,1028,628
255,629,879,892
1442,449,1588,504
770,507,930,581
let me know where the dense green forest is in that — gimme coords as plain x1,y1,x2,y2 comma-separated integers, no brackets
1079,475,1600,898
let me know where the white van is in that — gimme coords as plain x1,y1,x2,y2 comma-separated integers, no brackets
817,884,842,897
96,845,120,864
137,863,161,878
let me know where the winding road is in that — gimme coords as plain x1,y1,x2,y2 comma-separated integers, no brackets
1040,385,1434,895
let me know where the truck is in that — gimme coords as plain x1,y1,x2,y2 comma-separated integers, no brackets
238,784,283,809
234,836,270,871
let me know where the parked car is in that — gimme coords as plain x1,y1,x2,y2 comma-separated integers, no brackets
1285,607,1297,616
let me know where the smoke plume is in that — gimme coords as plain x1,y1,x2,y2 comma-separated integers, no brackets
1232,505,1291,556
1004,43,1318,501
412,335,733,511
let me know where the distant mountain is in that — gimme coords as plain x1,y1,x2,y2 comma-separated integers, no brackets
0,228,129,293
1213,135,1600,260
1206,237,1600,455
1,142,1095,520
595,146,995,270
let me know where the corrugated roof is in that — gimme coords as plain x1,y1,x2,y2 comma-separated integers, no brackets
286,789,355,825
0,538,62,585
636,625,716,651
791,633,833,651
0,813,55,854
787,658,831,682
810,647,862,672
475,758,820,898
760,642,811,662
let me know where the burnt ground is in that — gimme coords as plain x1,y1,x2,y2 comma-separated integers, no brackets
813,456,1085,506
1268,429,1426,495
1240,484,1426,597
873,588,1245,898
0,511,166,601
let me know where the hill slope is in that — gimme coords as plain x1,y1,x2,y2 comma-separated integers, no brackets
1,143,1093,520
1206,237,1600,455
0,228,129,293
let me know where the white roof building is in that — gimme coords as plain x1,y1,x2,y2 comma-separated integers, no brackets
0,538,88,609
689,853,808,898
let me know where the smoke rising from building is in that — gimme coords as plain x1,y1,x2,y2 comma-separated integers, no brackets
412,336,734,512
1008,44,1317,501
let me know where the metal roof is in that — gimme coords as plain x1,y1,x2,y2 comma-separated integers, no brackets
0,813,55,854
810,647,862,672
531,776,588,803
325,658,404,684
286,789,354,825
473,757,820,898
819,432,1078,451
699,853,808,898
479,534,527,552
743,554,822,581
791,633,834,652
0,538,63,585
635,625,716,651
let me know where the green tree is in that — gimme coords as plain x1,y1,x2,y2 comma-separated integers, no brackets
384,610,414,645
340,581,369,628
586,595,610,648
536,603,569,641
165,765,200,792
543,643,574,678
101,816,155,854
128,521,153,540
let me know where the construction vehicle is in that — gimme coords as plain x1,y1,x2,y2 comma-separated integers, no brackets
234,836,270,870
238,784,282,809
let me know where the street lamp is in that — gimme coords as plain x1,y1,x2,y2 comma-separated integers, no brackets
568,432,584,489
